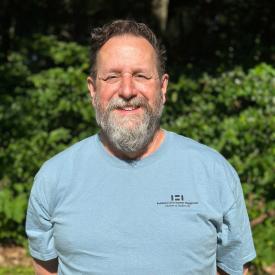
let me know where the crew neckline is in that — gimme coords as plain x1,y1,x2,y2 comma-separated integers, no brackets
94,129,171,169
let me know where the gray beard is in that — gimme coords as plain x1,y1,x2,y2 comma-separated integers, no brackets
94,95,163,154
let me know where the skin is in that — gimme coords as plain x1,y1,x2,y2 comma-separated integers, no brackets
87,35,169,159
33,34,250,274
33,258,58,274
217,265,249,275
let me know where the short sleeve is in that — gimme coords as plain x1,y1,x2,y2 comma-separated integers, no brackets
25,170,58,261
216,166,256,275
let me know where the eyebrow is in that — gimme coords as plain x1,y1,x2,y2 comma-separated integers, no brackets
100,66,153,73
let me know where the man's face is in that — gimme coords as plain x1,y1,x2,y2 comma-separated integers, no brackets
88,35,168,154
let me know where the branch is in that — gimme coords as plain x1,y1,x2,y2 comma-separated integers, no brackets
251,210,275,228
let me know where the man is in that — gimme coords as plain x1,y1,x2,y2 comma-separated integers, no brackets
26,20,256,275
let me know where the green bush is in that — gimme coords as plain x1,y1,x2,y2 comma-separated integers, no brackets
0,36,96,244
163,64,275,267
0,36,274,268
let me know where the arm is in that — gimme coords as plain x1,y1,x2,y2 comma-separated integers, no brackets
26,170,58,274
33,258,58,275
217,264,249,275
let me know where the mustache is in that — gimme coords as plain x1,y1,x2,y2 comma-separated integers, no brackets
107,97,150,111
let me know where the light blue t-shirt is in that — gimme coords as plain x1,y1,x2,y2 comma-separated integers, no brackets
26,131,256,275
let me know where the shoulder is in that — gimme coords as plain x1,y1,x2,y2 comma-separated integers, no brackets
31,135,98,208
166,130,226,164
166,130,239,189
40,135,97,173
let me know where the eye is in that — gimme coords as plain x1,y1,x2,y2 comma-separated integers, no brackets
137,74,146,78
101,74,120,83
105,75,119,80
134,73,151,80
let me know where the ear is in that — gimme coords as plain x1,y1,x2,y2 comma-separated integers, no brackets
87,76,96,106
160,74,169,104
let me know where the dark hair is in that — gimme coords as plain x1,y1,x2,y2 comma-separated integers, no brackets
90,19,167,78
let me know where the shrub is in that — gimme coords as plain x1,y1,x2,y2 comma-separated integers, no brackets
0,36,274,267
164,63,275,267
0,36,96,244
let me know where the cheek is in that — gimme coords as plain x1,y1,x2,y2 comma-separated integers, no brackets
139,83,160,100
147,89,163,106
95,89,113,107
98,86,118,102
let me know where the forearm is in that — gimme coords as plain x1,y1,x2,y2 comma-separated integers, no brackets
33,258,58,275
217,264,249,275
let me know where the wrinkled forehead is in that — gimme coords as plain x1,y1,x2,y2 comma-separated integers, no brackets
96,35,159,73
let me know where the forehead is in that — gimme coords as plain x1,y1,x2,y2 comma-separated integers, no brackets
96,35,157,71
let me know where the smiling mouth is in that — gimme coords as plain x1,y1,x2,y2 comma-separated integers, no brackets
116,106,141,112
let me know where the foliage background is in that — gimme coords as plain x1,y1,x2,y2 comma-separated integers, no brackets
0,0,274,272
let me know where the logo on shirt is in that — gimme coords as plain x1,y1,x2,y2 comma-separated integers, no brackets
157,194,199,208
171,194,184,201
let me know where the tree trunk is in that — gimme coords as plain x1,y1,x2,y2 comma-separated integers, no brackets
151,0,169,32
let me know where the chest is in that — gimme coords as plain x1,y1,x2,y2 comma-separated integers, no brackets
52,168,221,273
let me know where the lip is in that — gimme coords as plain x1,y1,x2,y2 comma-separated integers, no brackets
114,106,142,115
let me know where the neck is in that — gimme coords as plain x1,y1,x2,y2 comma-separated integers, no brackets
99,129,165,160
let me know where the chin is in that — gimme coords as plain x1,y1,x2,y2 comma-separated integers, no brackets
113,114,143,127
119,121,142,131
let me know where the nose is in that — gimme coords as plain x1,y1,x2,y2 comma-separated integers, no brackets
118,74,137,100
